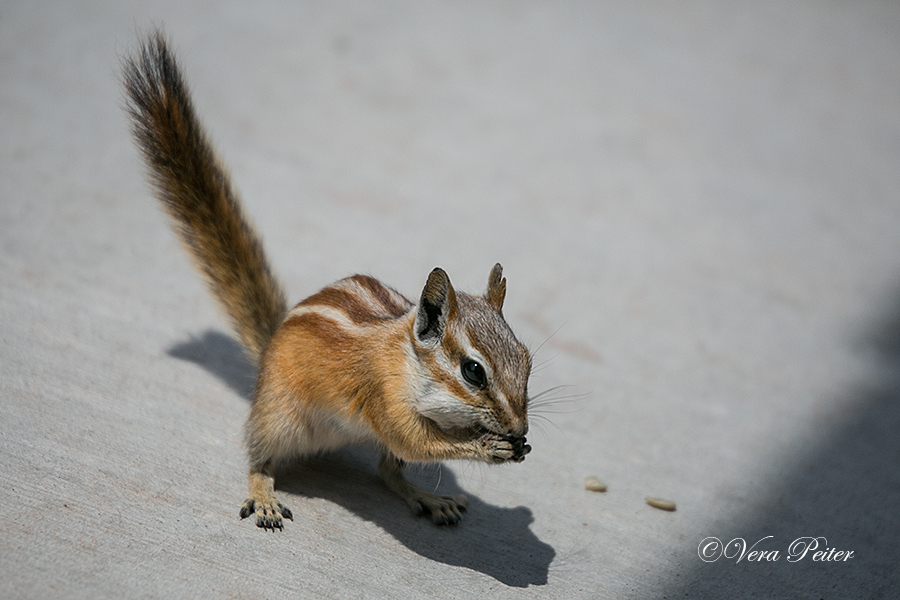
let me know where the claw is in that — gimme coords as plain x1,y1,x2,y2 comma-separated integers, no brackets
241,497,291,530
413,493,468,526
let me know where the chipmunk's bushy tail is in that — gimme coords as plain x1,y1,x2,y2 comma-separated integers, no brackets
124,31,286,363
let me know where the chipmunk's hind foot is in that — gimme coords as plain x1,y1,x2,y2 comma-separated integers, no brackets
240,497,293,530
411,491,468,526
378,452,468,525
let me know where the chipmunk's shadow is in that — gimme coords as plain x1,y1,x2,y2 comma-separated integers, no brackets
168,330,256,400
277,451,554,587
168,330,555,587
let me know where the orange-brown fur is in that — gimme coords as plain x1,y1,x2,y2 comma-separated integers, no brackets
124,31,532,529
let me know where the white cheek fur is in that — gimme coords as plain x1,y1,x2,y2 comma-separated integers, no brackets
414,386,481,430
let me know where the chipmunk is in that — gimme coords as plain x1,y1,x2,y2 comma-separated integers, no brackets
123,31,532,529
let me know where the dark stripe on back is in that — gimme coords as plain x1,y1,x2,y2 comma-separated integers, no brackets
297,287,382,325
283,312,353,351
350,275,412,318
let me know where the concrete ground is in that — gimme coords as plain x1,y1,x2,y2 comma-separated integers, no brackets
2,1,899,598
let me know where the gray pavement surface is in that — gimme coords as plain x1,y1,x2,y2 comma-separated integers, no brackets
3,1,900,598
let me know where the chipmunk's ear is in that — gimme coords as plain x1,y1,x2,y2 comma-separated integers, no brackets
485,263,506,312
415,267,459,345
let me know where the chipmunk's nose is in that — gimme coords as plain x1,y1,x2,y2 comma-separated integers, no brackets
508,422,528,438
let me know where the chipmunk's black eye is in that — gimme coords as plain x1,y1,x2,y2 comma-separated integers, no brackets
461,359,487,388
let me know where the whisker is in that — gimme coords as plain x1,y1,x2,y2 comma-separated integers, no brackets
530,406,582,416
529,355,557,375
530,392,587,406
531,322,567,359
528,413,565,437
432,463,443,494
530,384,576,402
528,418,548,440
529,388,590,416
528,384,589,411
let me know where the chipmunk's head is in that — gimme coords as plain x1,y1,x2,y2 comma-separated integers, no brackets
411,264,532,461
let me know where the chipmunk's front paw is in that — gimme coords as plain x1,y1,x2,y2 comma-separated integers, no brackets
240,497,293,530
480,433,531,464
411,492,468,526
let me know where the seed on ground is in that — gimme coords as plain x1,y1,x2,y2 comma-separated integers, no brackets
645,497,676,511
584,476,607,492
